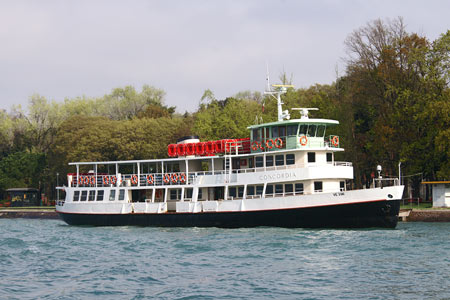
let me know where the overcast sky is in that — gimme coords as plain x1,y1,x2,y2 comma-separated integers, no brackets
1,0,449,113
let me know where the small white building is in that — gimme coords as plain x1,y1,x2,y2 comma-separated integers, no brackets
422,181,450,207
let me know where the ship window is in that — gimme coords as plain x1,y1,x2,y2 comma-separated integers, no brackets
286,154,295,165
307,125,317,137
266,185,273,195
97,190,104,201
73,191,80,201
299,125,308,135
185,188,193,199
229,187,236,198
275,155,284,166
327,153,333,163
80,191,87,201
314,181,323,192
238,187,244,198
118,189,125,200
279,126,286,138
247,186,255,196
295,183,304,194
256,185,263,196
109,190,116,201
271,126,279,138
253,129,259,140
340,181,345,191
317,125,326,137
266,155,274,167
248,157,254,168
88,190,95,201
255,156,264,168
198,188,203,200
170,189,179,200
308,152,316,163
275,184,283,195
285,184,293,195
287,125,297,136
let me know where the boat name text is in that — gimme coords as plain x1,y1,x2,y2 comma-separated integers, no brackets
259,172,297,181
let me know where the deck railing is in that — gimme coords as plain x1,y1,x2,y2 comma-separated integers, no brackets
69,161,352,188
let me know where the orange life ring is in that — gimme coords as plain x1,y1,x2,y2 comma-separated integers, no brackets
102,176,109,185
163,174,170,184
332,136,339,147
179,173,186,183
299,135,308,146
131,175,138,185
265,139,274,149
90,176,95,186
79,176,84,185
147,174,154,185
274,138,283,148
110,176,117,185
251,141,259,151
171,173,178,183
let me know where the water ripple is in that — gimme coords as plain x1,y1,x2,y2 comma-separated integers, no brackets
0,220,450,299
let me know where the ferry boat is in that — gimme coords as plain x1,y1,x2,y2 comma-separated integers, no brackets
56,84,404,228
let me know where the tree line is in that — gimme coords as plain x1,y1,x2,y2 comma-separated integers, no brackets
0,17,449,200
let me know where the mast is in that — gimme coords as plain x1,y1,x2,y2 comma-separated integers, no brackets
264,84,293,121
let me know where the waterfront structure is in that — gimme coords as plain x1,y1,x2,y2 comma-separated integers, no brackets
56,85,404,228
421,181,450,207
6,188,40,207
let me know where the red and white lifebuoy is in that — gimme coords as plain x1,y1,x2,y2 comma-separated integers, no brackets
274,138,283,148
332,136,339,147
299,135,308,146
147,174,154,185
131,175,138,185
163,174,170,184
179,173,186,183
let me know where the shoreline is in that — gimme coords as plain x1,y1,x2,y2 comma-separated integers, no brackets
1,208,449,222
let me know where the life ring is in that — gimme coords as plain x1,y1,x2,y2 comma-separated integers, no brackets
179,173,186,183
110,176,117,185
163,174,170,184
171,173,178,183
102,176,109,185
90,176,95,186
131,175,138,185
79,176,84,185
332,136,339,147
299,135,308,146
265,139,274,149
274,138,283,148
251,141,259,151
147,174,154,184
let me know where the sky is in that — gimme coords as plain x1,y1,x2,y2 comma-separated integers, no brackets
1,0,449,113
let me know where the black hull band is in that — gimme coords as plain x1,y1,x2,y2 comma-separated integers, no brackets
58,200,400,229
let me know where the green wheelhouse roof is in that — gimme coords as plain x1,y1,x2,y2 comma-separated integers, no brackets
247,118,339,129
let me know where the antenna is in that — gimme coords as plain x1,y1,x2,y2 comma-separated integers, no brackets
291,108,319,119
266,63,271,92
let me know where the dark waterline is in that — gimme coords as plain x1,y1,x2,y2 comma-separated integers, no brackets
0,219,449,300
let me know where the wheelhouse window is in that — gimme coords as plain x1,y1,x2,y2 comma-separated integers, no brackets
314,181,323,192
255,156,264,168
275,155,284,166
326,153,333,163
80,191,87,201
73,191,80,201
97,190,104,201
88,190,95,201
287,125,298,136
299,125,308,135
307,125,317,137
118,189,125,201
252,129,260,140
308,152,316,163
271,126,279,138
279,126,286,138
317,125,326,137
266,155,274,167
286,154,295,165
109,190,116,201
295,183,304,194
